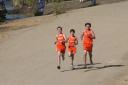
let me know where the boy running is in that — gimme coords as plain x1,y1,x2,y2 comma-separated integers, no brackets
55,26,66,70
81,23,96,68
67,29,78,69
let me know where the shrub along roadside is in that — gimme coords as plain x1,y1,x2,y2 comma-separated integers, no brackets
54,2,66,15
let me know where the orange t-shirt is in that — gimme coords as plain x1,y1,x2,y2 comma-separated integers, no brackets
56,33,66,46
83,29,93,45
68,35,77,47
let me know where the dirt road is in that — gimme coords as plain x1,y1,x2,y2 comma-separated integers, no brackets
0,1,128,85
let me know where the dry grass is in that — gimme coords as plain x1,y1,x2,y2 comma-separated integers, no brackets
44,0,128,15
0,18,40,31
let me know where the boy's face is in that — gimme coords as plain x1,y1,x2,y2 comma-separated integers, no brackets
70,31,75,35
57,28,62,34
85,25,91,29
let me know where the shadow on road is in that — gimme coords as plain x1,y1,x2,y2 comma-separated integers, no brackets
61,63,125,72
61,63,101,72
84,64,125,72
77,63,101,66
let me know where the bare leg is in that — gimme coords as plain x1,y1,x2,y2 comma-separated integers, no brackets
69,52,74,69
70,53,74,70
84,50,87,68
71,54,74,66
68,52,72,64
62,53,65,61
57,52,61,69
89,52,93,64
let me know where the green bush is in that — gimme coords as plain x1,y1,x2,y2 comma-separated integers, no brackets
13,0,35,7
0,17,6,22
54,2,66,15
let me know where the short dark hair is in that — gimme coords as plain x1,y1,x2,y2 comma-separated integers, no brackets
57,26,62,30
85,23,91,27
70,29,75,33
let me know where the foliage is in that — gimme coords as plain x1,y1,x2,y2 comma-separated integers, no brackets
54,2,66,15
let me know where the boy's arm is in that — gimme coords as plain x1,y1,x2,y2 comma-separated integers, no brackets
80,32,84,41
63,34,67,43
66,37,69,43
92,30,96,39
75,37,78,45
54,35,58,44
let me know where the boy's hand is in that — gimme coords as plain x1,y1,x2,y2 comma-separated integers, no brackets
61,41,65,45
92,36,96,39
93,37,95,39
54,41,57,44
75,40,78,45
